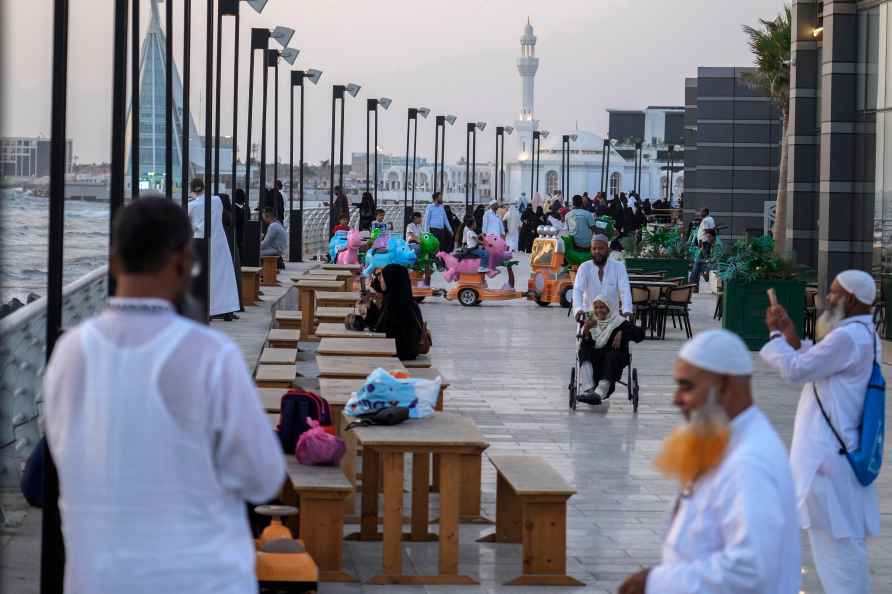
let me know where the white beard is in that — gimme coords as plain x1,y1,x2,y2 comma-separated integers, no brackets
815,301,846,342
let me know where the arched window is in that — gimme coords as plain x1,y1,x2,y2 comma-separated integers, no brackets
609,172,621,197
546,170,559,195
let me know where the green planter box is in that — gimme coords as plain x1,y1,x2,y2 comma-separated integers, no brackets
625,257,689,279
723,278,805,350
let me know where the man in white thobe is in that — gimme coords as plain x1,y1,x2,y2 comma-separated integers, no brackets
619,330,801,594
482,200,505,238
44,197,285,594
187,178,240,318
573,234,633,319
760,269,881,594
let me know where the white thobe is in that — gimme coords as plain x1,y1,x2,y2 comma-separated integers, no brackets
503,207,521,251
647,406,801,594
572,258,633,316
759,316,880,539
44,299,285,594
482,209,504,237
188,194,240,316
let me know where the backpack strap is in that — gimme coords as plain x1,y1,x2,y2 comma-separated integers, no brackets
813,320,879,456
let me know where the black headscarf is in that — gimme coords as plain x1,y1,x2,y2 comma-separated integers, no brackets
374,264,423,360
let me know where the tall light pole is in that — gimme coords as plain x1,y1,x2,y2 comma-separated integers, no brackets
329,82,361,235
600,139,609,195
214,1,269,195
130,0,140,198
604,138,613,197
244,26,293,211
261,47,297,214
433,114,456,195
403,107,429,230
289,68,322,262
366,97,392,206
272,47,299,188
494,126,513,201
529,129,549,200
465,121,486,211
633,140,642,194
666,143,675,204
562,134,576,200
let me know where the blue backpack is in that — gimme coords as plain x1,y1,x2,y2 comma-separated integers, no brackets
813,322,885,487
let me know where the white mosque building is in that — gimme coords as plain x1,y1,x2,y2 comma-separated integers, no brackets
504,21,685,203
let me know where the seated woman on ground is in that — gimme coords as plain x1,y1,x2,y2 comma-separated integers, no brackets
359,264,424,361
578,295,644,404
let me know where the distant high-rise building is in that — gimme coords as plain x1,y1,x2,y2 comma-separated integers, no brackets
0,137,72,178
124,0,204,189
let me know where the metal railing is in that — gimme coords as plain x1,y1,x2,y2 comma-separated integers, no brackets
0,266,108,486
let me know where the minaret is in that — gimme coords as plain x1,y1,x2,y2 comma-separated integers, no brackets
515,18,539,160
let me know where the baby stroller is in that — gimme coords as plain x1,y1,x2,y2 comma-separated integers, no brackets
568,321,640,412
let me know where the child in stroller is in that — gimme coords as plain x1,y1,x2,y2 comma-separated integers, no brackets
576,295,645,404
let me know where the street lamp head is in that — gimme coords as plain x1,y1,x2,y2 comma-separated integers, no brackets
610,138,618,146
476,122,487,131
280,47,299,65
306,68,323,85
270,26,295,48
417,107,431,118
540,130,550,139
569,134,578,142
445,114,457,125
345,83,362,97
379,97,393,110
504,126,514,135
246,0,268,14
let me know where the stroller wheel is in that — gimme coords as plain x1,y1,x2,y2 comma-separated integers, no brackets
568,367,577,411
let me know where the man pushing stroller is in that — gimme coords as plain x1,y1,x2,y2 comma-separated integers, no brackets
577,295,644,403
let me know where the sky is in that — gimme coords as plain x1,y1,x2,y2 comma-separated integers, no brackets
0,0,786,166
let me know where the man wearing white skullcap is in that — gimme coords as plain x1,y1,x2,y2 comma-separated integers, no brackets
761,270,880,594
572,234,632,320
620,330,801,594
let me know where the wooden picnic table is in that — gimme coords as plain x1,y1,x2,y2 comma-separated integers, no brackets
317,337,397,357
295,279,345,341
316,291,360,307
316,306,355,323
316,356,405,379
322,263,362,272
349,413,489,585
259,347,298,365
295,270,354,291
314,322,386,339
254,364,297,388
267,328,300,348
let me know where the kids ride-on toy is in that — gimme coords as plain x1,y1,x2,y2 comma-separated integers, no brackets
254,504,318,593
437,235,523,306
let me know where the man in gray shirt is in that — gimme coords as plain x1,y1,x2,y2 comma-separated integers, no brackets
565,194,597,249
260,207,287,257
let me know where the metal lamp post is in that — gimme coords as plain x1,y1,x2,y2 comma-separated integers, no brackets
403,107,429,231
666,143,675,204
260,46,297,215
212,0,268,195
433,114,456,195
605,138,614,197
366,97,392,206
528,129,548,200
289,68,322,262
465,121,486,210
329,82,361,235
633,140,642,194
562,134,576,200
272,47,299,187
494,126,513,201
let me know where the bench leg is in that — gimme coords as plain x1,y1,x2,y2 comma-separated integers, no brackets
458,452,492,524
407,453,436,541
358,447,380,541
298,492,356,582
477,473,521,543
503,497,584,587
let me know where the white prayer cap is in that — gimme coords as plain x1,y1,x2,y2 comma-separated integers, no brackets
835,269,876,305
678,329,753,376
591,234,610,245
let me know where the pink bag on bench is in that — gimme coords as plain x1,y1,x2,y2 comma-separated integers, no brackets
296,418,346,466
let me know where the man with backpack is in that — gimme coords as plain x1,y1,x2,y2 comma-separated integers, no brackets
761,269,882,594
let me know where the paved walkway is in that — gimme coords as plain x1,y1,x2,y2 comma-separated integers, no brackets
3,259,892,594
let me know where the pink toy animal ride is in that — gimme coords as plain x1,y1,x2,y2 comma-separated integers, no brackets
435,238,524,307
336,229,363,265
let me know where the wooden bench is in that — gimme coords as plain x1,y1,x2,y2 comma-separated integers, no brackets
261,256,280,286
280,460,356,582
322,263,362,273
240,266,262,305
478,455,583,587
402,353,432,368
255,364,298,388
317,337,397,358
314,323,386,339
274,310,303,329
315,307,353,324
267,328,300,348
316,291,360,308
259,347,298,365
258,388,286,412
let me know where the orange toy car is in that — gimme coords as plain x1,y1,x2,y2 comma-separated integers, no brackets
254,505,318,593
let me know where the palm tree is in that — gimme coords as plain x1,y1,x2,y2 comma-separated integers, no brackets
742,6,791,255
